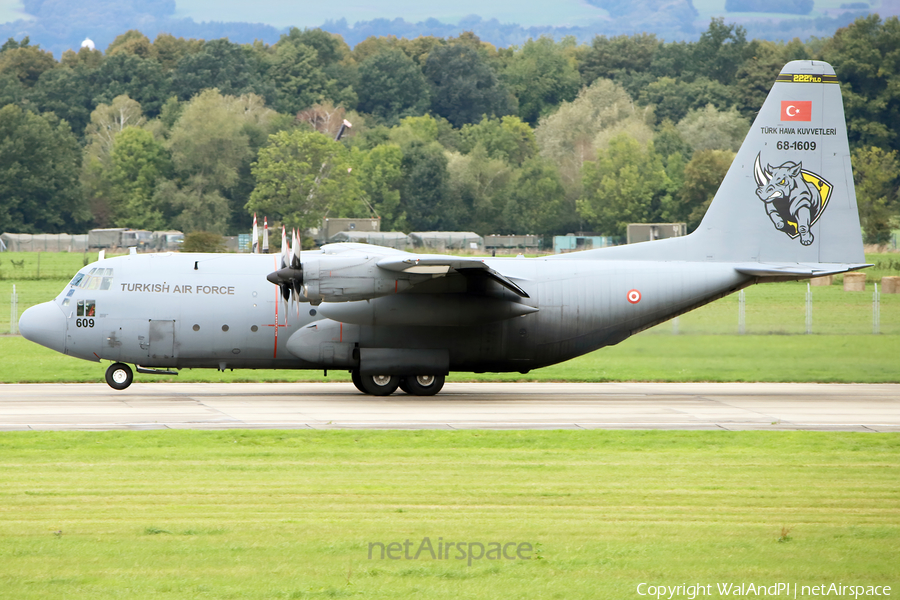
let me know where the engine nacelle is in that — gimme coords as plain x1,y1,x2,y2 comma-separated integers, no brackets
299,255,418,305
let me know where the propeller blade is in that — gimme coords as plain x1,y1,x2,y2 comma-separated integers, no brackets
280,226,289,269
291,228,301,270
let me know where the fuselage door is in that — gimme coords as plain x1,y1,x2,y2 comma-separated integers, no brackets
148,319,176,363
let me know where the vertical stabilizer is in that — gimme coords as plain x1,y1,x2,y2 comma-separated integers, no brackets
695,60,864,265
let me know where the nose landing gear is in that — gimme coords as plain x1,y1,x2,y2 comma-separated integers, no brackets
105,362,134,390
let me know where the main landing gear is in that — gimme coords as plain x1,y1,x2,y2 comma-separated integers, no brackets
105,362,134,390
351,371,445,396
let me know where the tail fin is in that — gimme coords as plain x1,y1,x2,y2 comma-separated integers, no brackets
695,60,865,266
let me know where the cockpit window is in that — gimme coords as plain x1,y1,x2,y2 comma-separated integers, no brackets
76,300,96,317
71,268,114,291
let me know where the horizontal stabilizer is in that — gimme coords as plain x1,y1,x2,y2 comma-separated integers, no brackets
734,262,871,278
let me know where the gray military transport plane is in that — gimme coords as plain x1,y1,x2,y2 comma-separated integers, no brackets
19,61,868,396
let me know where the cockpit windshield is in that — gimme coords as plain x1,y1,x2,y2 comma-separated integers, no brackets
69,268,114,291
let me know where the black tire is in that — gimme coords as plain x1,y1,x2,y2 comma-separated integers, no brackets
358,374,400,396
351,369,367,394
398,378,412,394
404,374,445,396
105,363,133,390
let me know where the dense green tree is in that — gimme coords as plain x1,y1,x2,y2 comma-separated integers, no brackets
30,64,99,136
688,18,750,86
423,44,516,128
819,15,900,153
459,115,537,166
106,126,172,229
535,77,635,199
0,43,56,87
59,46,104,69
356,47,430,124
93,53,169,117
164,90,282,233
265,38,330,115
0,105,88,233
388,114,459,150
501,157,567,234
398,139,451,231
731,39,809,121
168,89,251,192
851,146,899,244
501,37,581,125
106,30,153,58
0,72,26,107
578,33,660,94
676,149,733,230
446,145,514,232
153,178,230,234
578,134,668,235
638,76,734,124
81,95,146,227
676,104,749,152
355,143,405,230
248,129,364,230
151,34,204,71
170,39,258,101
276,28,357,109
84,95,146,160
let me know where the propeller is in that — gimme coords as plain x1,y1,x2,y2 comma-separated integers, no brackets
267,225,305,307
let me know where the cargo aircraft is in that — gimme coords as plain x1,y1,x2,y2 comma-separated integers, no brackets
19,61,868,396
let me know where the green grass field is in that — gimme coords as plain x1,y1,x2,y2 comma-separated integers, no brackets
0,430,896,599
1,332,898,383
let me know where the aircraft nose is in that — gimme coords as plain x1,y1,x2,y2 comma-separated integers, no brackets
19,301,67,354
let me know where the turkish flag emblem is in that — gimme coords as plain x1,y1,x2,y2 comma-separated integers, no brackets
781,101,812,121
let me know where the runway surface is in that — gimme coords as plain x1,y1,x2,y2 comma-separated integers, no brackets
0,382,898,431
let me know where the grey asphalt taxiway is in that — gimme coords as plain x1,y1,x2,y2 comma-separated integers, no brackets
0,382,898,431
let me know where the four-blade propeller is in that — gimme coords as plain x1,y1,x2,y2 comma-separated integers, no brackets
267,227,304,308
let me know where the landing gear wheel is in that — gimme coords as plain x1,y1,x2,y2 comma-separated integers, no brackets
105,362,133,390
358,374,400,396
405,374,445,396
398,378,412,394
351,369,367,394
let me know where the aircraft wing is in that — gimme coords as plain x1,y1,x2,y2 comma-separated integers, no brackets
377,255,530,298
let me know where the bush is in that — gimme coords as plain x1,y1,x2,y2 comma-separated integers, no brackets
181,232,226,253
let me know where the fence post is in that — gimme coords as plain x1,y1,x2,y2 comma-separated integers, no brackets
10,284,17,335
738,290,746,334
36,251,40,278
805,282,812,334
873,282,880,335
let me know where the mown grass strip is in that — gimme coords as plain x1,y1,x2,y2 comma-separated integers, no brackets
1,332,897,383
0,430,897,599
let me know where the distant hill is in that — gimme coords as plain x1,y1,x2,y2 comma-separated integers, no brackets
0,0,879,56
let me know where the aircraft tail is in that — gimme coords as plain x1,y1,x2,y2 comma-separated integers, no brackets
693,60,865,267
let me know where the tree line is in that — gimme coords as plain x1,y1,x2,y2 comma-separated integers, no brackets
0,16,897,244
